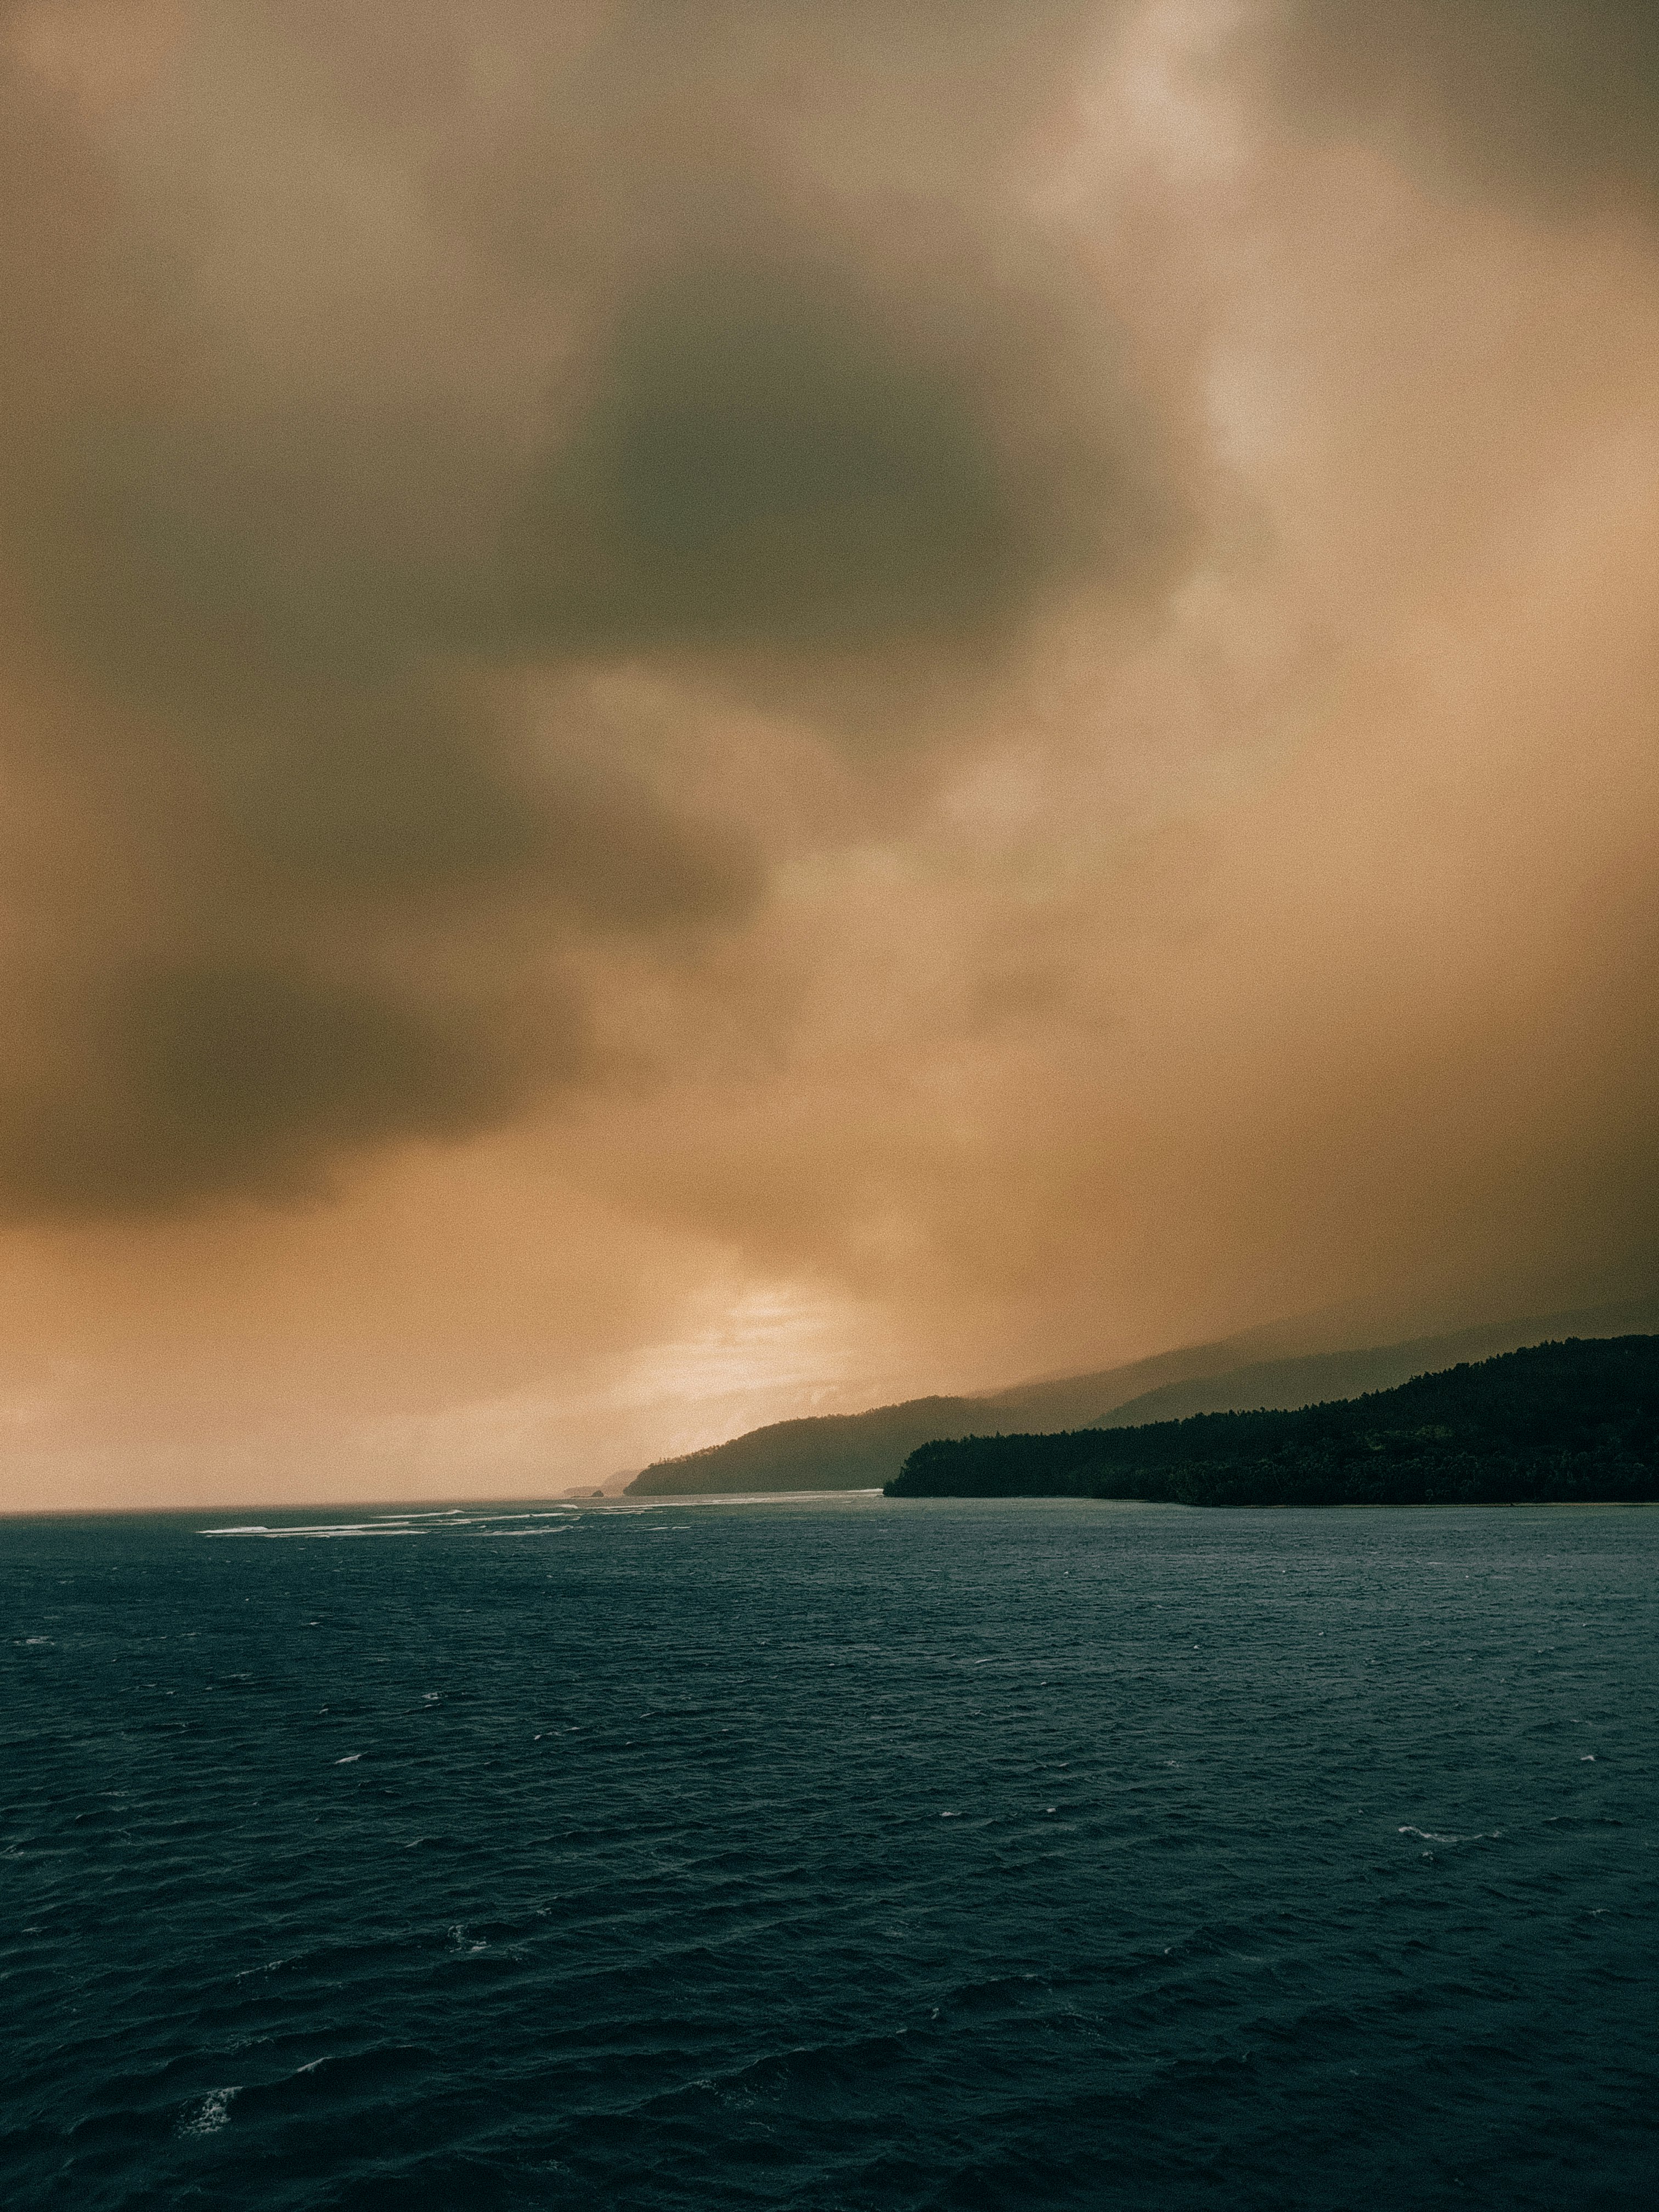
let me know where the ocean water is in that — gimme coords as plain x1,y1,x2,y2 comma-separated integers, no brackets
3,1497,1657,2211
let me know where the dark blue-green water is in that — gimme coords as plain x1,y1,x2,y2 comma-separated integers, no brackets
3,1497,1656,2210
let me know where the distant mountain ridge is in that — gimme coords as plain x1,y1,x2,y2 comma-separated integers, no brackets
1092,1294,1659,1429
886,1335,1659,1506
623,1290,1659,1496
625,1398,985,1498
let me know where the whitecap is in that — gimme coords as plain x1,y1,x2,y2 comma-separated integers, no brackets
201,1521,430,1539
181,2087,239,2137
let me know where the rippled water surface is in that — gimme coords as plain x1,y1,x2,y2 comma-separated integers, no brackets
4,1497,1657,2209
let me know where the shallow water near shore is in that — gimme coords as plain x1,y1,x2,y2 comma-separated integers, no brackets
4,1496,1657,2209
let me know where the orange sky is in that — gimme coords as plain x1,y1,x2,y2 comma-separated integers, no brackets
2,1,1656,1510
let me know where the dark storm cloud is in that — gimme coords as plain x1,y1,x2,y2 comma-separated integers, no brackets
0,0,1187,1215
1257,2,1659,211
458,0,1177,659
504,263,1176,654
510,270,1022,651
0,958,555,1216
215,674,760,919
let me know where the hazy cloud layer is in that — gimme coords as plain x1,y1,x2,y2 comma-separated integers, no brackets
1,0,1656,1503
1259,2,1659,210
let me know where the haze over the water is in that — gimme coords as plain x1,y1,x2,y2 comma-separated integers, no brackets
1,1,1656,1510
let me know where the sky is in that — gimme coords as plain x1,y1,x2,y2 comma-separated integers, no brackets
1,0,1656,1510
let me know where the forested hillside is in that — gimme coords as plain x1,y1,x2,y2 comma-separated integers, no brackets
626,1297,1659,1496
887,1337,1659,1506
